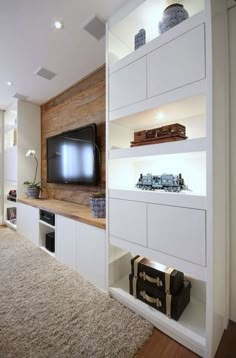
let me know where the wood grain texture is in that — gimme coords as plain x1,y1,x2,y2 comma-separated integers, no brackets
215,321,236,358
41,66,105,206
135,329,199,358
18,198,106,230
136,321,236,358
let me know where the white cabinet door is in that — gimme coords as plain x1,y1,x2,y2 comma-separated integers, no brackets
17,202,39,245
77,222,106,290
56,215,77,270
109,56,147,111
147,24,205,98
109,198,147,246
148,204,206,266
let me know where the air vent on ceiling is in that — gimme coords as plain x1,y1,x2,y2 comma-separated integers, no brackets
13,93,28,101
81,15,105,40
34,66,56,80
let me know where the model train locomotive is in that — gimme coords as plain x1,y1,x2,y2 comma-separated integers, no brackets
136,173,186,192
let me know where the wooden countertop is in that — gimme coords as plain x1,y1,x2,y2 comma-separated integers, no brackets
18,198,106,230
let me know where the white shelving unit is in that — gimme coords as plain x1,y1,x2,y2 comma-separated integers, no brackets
3,100,41,230
106,1,229,357
3,103,17,229
39,219,55,257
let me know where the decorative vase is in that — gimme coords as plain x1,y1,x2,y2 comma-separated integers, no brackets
90,197,106,218
26,187,40,199
134,29,146,50
158,3,189,34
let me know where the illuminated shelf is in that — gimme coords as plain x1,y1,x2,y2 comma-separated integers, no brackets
109,138,207,160
109,189,206,210
109,7,205,69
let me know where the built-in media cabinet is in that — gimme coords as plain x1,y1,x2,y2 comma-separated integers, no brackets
17,199,106,291
107,1,228,357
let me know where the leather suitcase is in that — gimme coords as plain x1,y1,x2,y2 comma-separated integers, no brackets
129,274,191,320
131,255,184,294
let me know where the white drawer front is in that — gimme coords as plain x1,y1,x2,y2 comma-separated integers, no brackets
109,198,147,246
109,56,147,111
148,204,206,266
147,24,205,98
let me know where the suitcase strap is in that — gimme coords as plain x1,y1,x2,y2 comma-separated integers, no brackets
140,290,162,307
133,256,144,297
165,267,174,294
166,293,172,318
139,271,163,287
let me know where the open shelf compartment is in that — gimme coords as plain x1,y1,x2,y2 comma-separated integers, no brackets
39,221,55,257
109,245,206,356
109,95,206,151
108,0,205,66
109,151,206,197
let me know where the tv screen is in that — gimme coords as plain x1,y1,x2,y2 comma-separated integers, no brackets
47,124,99,184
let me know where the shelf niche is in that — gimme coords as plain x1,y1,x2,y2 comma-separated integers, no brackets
109,95,206,150
109,151,206,196
108,0,205,65
109,246,206,356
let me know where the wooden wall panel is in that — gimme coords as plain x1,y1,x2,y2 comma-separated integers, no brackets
41,66,105,206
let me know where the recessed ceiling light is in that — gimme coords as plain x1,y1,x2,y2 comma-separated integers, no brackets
6,81,13,86
155,112,165,121
54,20,64,30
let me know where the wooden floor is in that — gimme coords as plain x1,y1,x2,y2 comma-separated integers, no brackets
136,321,236,358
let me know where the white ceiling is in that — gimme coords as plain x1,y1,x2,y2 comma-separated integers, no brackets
0,0,126,110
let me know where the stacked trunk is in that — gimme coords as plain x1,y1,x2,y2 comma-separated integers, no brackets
129,256,191,320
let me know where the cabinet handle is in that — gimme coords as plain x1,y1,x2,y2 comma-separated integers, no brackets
139,271,163,287
140,290,162,307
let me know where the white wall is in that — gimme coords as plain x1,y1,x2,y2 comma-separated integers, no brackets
17,101,41,198
228,5,236,322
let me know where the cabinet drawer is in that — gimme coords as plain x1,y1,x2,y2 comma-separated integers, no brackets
109,57,147,111
147,24,205,98
147,204,206,266
109,198,147,246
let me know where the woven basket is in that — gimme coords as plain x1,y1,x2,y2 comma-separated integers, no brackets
90,197,106,218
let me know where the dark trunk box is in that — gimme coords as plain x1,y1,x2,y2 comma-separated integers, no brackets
129,274,191,321
131,255,184,294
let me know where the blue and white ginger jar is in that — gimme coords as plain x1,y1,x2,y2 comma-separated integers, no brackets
159,3,189,34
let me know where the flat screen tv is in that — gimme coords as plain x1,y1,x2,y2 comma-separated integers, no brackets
47,123,99,184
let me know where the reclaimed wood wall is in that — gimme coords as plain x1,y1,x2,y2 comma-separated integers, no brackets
41,66,105,206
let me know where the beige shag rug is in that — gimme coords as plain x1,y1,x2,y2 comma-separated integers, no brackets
0,228,153,358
